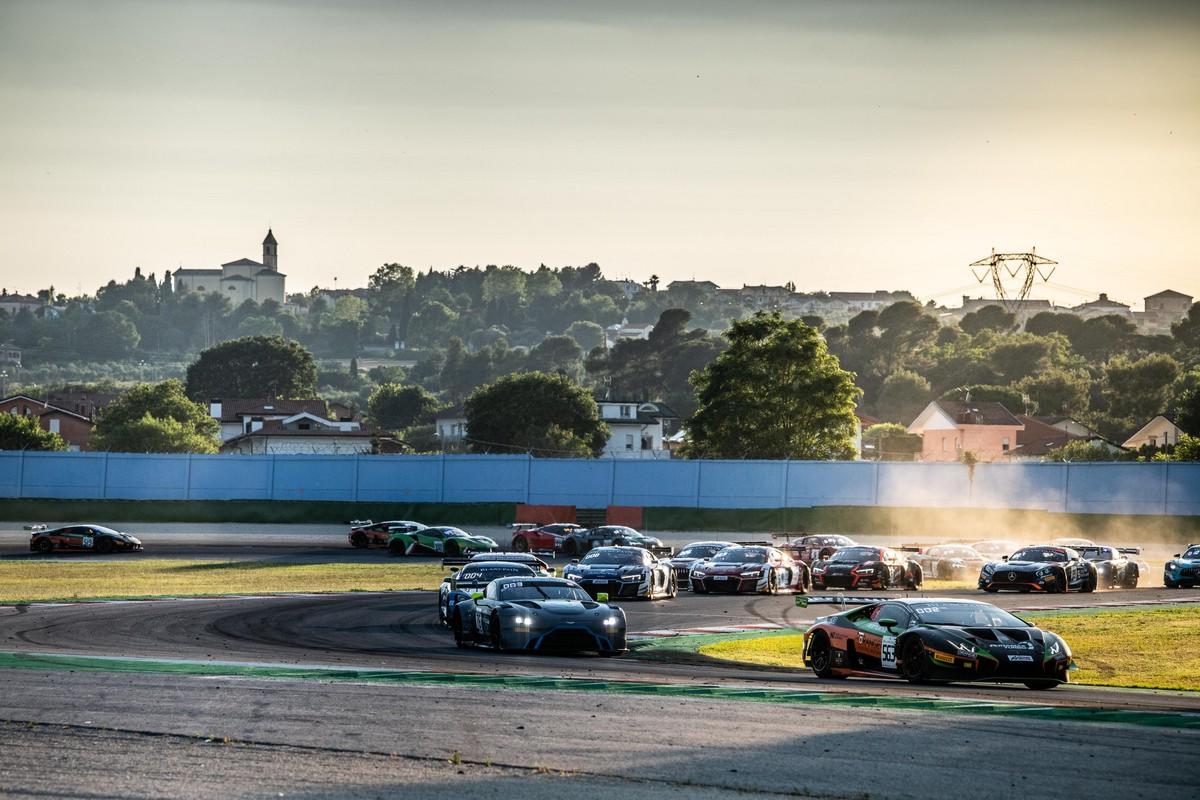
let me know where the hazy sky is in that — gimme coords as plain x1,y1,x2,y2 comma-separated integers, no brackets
1,0,1197,309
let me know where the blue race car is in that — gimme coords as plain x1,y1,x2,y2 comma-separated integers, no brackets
438,560,538,625
1165,544,1200,588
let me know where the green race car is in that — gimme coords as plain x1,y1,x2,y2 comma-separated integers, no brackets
388,525,498,557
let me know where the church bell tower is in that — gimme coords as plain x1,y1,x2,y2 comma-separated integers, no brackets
262,228,278,271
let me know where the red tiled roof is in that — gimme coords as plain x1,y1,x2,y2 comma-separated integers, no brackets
935,400,1022,427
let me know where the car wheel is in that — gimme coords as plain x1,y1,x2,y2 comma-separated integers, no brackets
692,579,707,594
1023,680,1059,690
350,532,368,548
764,571,778,595
512,537,529,552
905,563,923,590
983,584,998,593
563,540,578,557
899,636,931,684
94,537,113,555
1082,566,1098,593
1123,566,1139,589
808,632,844,679
489,613,504,652
35,538,53,554
445,541,460,557
667,574,677,599
389,539,408,556
1165,578,1179,589
452,613,469,649
875,564,891,590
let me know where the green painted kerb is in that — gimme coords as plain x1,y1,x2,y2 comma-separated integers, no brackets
1,651,1197,730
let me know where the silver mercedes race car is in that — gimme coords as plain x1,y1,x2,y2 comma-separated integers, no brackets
451,576,627,655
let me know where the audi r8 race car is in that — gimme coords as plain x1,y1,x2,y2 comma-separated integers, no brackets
1077,545,1142,589
28,524,143,554
787,534,858,565
562,546,677,600
388,526,497,557
451,576,627,655
802,597,1075,689
971,539,1020,559
689,545,808,594
810,546,922,591
1164,544,1200,588
911,544,986,581
347,519,426,548
666,541,735,588
509,523,583,553
438,560,538,625
560,525,672,558
978,545,1097,593
445,551,553,576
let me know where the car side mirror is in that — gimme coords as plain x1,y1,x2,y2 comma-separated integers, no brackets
879,617,898,632
1001,555,1009,561
1174,553,1181,558
442,576,451,584
570,559,579,565
470,591,483,600
597,593,609,603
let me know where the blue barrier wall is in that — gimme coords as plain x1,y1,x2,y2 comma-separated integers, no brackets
0,451,1196,515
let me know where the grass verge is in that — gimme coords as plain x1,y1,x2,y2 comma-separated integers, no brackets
0,559,444,603
696,606,1200,692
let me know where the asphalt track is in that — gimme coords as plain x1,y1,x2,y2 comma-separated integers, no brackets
3,524,1200,798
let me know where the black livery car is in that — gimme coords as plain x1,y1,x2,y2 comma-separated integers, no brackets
1077,545,1142,589
439,560,538,625
29,524,143,554
803,597,1075,689
811,546,922,591
562,546,677,600
978,545,1097,593
666,541,735,588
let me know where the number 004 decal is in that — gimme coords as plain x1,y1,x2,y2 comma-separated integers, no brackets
881,635,897,669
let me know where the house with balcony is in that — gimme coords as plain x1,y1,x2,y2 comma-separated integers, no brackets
907,400,1024,462
207,399,345,442
597,400,678,459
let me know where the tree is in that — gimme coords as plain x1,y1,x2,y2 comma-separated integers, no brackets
525,335,583,379
238,315,284,337
1172,383,1200,437
77,310,140,359
92,380,219,453
876,370,932,424
1044,440,1136,462
1102,353,1179,423
1018,368,1090,417
367,383,438,432
407,300,459,347
959,305,1016,335
185,336,318,400
861,422,923,461
684,313,860,460
464,371,608,457
0,413,67,451
565,320,605,352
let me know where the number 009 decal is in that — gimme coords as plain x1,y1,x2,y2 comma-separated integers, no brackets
881,635,897,669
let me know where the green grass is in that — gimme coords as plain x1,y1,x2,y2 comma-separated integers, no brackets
0,559,445,603
698,606,1200,692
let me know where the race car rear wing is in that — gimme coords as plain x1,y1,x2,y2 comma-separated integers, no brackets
23,524,48,532
441,553,554,571
647,545,674,558
1116,547,1141,555
509,522,540,530
794,594,877,611
348,519,372,527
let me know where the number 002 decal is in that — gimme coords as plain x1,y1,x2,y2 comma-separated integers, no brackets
881,635,897,669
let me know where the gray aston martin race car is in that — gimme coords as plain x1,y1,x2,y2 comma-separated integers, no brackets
451,576,627,655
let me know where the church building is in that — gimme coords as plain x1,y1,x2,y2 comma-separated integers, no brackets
171,230,286,305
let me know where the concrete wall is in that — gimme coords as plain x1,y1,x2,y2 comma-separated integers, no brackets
0,451,1196,516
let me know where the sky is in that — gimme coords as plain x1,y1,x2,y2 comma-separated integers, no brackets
1,0,1197,310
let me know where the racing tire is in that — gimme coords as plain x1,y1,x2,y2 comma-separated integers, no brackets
35,537,53,554
873,563,890,591
452,614,469,649
1165,578,1179,589
1082,566,1098,594
765,571,779,595
563,540,578,558
1023,680,1059,690
512,537,529,552
692,579,708,594
983,584,998,593
389,539,408,556
445,541,461,558
808,632,844,680
905,563,923,591
667,574,678,599
899,636,932,684
489,613,505,652
94,537,113,555
1052,567,1068,593
1123,566,1139,589
349,532,368,549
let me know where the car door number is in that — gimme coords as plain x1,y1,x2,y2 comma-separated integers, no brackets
881,636,897,669
81,536,94,549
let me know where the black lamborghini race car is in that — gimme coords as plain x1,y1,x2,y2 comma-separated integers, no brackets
978,545,1097,593
803,597,1075,689
28,524,143,554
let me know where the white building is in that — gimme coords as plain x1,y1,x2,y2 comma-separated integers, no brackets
1122,415,1184,451
172,229,286,305
597,400,678,459
208,399,351,442
435,407,468,449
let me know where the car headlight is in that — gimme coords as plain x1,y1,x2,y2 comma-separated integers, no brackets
603,617,619,627
1036,567,1052,577
513,615,533,626
980,564,995,576
742,569,762,577
857,568,874,575
622,573,643,582
1167,562,1178,570
691,570,706,577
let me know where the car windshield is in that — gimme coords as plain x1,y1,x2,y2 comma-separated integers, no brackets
711,547,767,564
86,525,122,536
498,582,591,602
440,528,467,537
828,547,879,563
1079,547,1113,561
1183,547,1200,559
909,602,1029,628
581,549,643,565
678,544,727,559
1010,547,1068,562
455,566,532,584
